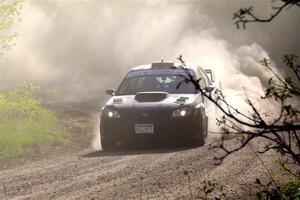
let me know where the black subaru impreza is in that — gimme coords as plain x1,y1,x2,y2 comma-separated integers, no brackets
100,61,214,150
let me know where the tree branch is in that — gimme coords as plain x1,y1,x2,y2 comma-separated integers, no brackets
233,0,300,28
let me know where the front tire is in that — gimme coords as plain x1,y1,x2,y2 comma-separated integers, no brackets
191,135,205,147
192,115,207,147
101,139,116,151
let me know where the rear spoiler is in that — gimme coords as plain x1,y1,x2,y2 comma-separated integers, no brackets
204,69,215,83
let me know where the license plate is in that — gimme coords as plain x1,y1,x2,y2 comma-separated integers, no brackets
135,124,154,134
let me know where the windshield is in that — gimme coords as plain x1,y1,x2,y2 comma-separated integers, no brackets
117,74,197,95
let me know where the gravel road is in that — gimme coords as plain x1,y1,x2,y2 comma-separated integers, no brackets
0,98,282,200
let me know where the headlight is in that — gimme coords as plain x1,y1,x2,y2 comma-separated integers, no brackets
105,109,120,118
172,107,192,117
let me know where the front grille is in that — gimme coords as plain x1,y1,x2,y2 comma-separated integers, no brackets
120,109,172,119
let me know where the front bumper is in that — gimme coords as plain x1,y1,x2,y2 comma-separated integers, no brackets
100,109,202,142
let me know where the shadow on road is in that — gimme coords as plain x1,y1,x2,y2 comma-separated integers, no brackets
82,142,201,158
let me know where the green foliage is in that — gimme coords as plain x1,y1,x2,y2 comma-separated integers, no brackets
256,179,300,200
0,0,24,56
0,84,67,158
280,180,300,199
45,88,58,97
45,87,70,97
262,55,300,125
255,159,300,200
259,55,299,107
210,54,300,164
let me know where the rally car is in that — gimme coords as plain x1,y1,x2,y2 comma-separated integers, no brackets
100,61,214,150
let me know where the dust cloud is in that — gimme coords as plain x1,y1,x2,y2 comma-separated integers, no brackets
1,0,299,148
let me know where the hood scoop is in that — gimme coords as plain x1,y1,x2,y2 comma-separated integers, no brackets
135,92,169,102
175,96,189,104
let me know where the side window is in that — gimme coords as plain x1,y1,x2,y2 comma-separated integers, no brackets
119,76,145,94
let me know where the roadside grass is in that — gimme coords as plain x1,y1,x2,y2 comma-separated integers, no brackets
0,84,68,159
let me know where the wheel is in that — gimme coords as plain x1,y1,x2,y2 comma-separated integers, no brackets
204,116,208,143
194,135,205,147
101,139,116,151
192,115,207,147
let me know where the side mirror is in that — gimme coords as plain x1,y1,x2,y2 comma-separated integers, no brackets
204,69,215,83
106,89,116,96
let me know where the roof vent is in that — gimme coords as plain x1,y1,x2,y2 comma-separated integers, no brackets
151,61,175,69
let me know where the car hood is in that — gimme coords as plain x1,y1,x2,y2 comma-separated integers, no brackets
104,93,198,110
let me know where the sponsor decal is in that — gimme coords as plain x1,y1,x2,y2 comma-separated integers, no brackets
127,69,194,78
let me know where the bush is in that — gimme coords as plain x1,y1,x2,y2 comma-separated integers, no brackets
0,84,67,158
257,179,300,200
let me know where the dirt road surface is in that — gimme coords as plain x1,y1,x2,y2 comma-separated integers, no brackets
0,98,283,200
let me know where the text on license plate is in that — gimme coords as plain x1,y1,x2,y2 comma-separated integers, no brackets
135,124,154,134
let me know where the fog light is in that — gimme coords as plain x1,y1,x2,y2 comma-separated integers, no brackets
172,107,192,117
108,111,114,118
105,109,120,118
180,110,186,117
